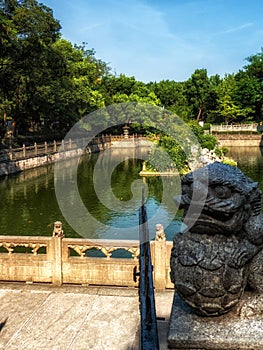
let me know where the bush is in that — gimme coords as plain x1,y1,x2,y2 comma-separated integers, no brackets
146,135,187,172
222,158,237,166
201,134,218,150
214,146,229,158
145,122,219,173
186,120,218,150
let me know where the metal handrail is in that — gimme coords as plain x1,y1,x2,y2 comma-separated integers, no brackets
138,189,159,350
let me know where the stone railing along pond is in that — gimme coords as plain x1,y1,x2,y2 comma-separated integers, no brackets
0,134,151,176
0,136,110,176
0,222,173,289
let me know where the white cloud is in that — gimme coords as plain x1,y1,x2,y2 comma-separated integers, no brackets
222,22,254,34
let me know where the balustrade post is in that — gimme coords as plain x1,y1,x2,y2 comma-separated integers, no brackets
23,144,26,158
153,224,167,290
9,146,13,160
53,140,56,153
34,142,37,156
44,141,47,154
50,221,64,285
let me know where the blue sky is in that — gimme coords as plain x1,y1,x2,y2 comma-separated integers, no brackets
42,0,263,82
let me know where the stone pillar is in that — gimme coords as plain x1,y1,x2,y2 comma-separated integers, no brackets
9,146,13,160
51,221,64,285
153,224,167,290
123,125,129,139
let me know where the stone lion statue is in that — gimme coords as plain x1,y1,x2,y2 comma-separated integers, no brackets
170,162,263,316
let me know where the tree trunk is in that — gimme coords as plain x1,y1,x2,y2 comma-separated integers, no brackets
196,108,202,121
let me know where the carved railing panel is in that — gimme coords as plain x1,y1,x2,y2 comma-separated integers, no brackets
0,234,170,287
67,242,139,260
0,236,49,255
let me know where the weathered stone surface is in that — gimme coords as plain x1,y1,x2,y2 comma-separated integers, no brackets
171,162,263,316
0,283,174,350
168,292,263,350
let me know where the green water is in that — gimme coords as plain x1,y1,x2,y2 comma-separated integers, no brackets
1,146,262,239
0,148,181,240
227,146,263,190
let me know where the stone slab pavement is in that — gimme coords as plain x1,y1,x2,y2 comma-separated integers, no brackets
0,283,174,350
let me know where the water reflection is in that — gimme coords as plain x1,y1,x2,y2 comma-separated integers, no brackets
0,164,58,236
0,149,182,239
2,147,263,239
227,146,263,191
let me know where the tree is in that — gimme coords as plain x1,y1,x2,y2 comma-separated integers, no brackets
0,1,109,136
234,49,263,122
100,74,137,105
52,40,108,124
184,69,211,121
244,48,263,81
0,0,61,133
148,80,191,120
233,71,260,122
214,75,244,124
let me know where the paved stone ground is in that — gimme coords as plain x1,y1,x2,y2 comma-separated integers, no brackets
0,283,174,350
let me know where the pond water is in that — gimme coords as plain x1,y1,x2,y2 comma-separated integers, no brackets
227,146,263,190
0,148,182,240
1,146,262,240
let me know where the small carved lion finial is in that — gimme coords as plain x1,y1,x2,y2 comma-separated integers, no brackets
53,221,64,238
155,224,166,241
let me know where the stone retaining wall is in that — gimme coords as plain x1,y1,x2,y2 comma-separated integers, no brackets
216,133,262,147
0,142,110,177
0,137,153,177
218,139,261,147
111,139,153,148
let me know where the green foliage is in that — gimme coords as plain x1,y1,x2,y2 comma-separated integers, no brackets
146,135,187,173
213,74,244,124
145,119,221,174
200,134,218,150
0,0,62,131
0,0,108,136
0,0,263,142
203,123,211,131
234,71,263,122
186,120,218,150
186,120,204,140
184,69,217,121
221,158,237,166
214,146,229,158
104,75,161,107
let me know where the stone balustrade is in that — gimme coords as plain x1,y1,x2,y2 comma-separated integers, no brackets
210,123,258,133
0,227,173,289
0,136,113,162
0,135,152,176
